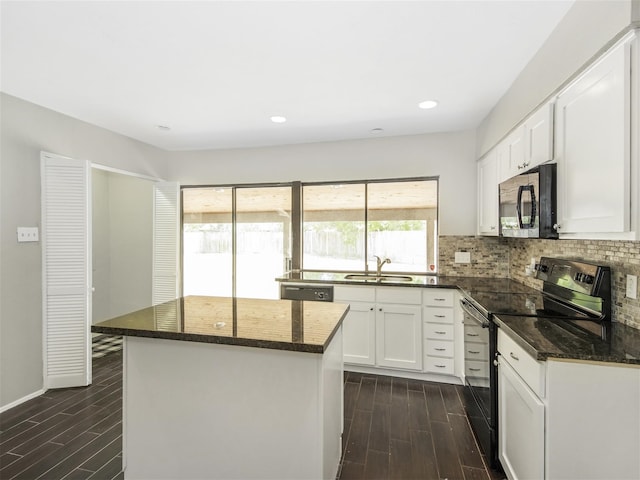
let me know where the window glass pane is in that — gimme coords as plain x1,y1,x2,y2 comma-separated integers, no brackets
182,188,232,296
236,186,291,299
302,184,365,270
367,180,437,273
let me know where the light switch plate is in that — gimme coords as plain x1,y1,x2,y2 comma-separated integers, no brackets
454,251,471,264
626,274,637,299
17,227,39,243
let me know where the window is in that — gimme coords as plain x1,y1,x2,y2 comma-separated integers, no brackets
302,179,437,273
182,177,438,300
182,185,292,299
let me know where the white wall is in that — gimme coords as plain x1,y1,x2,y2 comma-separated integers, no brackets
476,0,635,156
0,93,168,409
167,131,477,236
92,169,154,323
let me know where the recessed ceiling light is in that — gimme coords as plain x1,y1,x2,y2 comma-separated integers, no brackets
270,116,287,123
155,124,171,131
418,100,439,109
371,128,384,134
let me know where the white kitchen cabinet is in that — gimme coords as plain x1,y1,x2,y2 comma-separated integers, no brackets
500,101,554,182
335,285,422,371
498,356,545,480
375,302,422,371
423,289,457,376
334,286,376,366
477,149,500,236
498,330,545,480
555,33,632,236
498,328,640,480
500,126,525,182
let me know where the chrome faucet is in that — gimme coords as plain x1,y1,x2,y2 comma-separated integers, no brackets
374,255,391,276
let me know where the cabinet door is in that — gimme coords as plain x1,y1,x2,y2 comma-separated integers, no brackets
503,126,526,179
499,359,545,480
555,38,630,234
342,302,376,366
477,150,499,236
375,304,422,370
525,101,554,170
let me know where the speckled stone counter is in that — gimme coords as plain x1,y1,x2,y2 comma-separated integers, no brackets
277,271,640,366
494,314,640,365
92,295,349,354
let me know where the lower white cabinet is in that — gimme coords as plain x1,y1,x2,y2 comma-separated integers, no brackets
498,329,640,480
498,356,545,480
375,303,422,370
341,301,376,365
335,285,422,372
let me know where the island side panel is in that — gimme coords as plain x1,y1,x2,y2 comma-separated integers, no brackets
123,336,338,480
321,325,343,480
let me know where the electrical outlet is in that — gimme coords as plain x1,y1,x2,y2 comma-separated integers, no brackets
626,274,637,299
454,251,471,264
17,227,39,243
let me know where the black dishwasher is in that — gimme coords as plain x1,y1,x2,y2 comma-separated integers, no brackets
280,284,334,302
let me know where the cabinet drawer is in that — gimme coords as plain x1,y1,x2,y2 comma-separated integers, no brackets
498,330,546,398
425,340,454,358
376,287,422,305
334,286,375,303
423,307,454,324
465,360,489,380
425,356,455,375
464,342,488,360
463,324,488,344
423,289,454,307
424,323,454,341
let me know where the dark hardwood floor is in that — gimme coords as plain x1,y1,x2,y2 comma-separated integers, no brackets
1,350,502,479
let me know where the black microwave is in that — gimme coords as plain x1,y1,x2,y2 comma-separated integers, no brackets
498,163,558,239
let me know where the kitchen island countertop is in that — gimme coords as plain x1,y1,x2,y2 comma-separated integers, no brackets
92,295,349,354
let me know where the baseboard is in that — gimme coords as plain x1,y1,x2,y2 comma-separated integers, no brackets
345,364,463,385
0,388,47,414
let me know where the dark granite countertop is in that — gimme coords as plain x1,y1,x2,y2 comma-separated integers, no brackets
91,295,349,354
276,271,529,292
278,271,640,366
494,314,640,365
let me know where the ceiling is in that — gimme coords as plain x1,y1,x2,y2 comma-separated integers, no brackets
0,1,575,152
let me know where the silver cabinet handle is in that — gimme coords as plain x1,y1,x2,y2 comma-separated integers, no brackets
434,348,446,351
434,314,446,318
435,331,446,334
469,368,481,372
510,352,519,361
435,364,446,368
466,333,479,337
468,350,480,354
434,298,446,301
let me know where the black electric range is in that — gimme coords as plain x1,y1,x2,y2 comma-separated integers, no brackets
459,257,612,470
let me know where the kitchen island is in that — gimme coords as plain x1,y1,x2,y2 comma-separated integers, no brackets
92,295,349,480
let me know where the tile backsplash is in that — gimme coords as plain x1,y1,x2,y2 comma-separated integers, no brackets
439,235,640,329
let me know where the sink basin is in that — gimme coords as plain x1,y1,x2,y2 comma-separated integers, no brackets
344,274,413,282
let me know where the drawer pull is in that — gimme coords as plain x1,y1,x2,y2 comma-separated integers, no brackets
434,348,446,352
510,352,520,361
435,331,447,335
434,314,446,318
434,298,446,301
466,333,479,337
435,364,446,368
468,350,480,354
469,368,481,372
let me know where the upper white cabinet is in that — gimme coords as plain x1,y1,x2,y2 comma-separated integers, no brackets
500,101,554,182
477,149,500,236
554,33,633,237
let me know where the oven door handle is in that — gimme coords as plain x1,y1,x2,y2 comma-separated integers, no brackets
460,298,490,328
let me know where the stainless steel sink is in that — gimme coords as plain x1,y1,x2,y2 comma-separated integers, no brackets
344,274,413,282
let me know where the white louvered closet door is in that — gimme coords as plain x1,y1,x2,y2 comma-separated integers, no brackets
152,182,180,330
41,152,91,389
